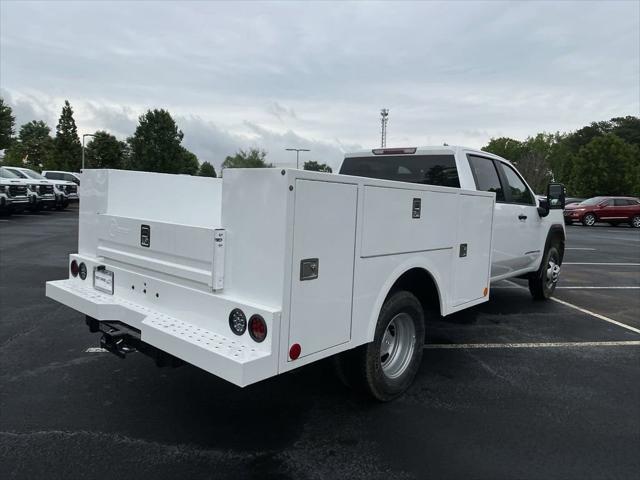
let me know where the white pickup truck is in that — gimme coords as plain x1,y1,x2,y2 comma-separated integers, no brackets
46,146,566,400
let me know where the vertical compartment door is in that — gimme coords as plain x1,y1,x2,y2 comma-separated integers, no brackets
453,194,494,306
289,180,358,359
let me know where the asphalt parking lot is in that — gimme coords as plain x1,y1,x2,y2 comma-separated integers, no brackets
1,209,639,480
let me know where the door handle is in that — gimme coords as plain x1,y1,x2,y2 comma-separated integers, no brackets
518,214,527,221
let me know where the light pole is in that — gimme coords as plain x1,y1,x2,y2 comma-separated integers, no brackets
82,133,96,170
285,148,310,169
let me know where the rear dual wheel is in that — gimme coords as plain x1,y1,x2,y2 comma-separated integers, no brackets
334,291,425,401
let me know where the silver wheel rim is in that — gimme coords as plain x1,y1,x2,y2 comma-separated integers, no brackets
584,214,595,226
633,217,640,228
380,313,416,379
546,254,561,289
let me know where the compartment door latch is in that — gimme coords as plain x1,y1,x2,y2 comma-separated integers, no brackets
300,258,319,281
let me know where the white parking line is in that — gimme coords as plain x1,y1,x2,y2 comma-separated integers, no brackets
425,341,640,349
496,280,640,334
556,286,640,289
563,262,640,266
85,347,108,353
550,297,640,334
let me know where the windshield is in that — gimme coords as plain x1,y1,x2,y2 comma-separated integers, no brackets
5,168,28,178
22,169,45,179
0,167,20,179
579,197,605,206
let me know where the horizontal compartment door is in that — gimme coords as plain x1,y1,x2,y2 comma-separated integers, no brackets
96,214,217,286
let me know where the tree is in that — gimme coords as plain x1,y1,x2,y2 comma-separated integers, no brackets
572,134,639,197
483,135,553,193
54,100,82,171
3,121,54,169
198,161,217,177
303,160,332,173
610,116,640,147
515,134,555,193
482,137,524,163
84,131,128,169
179,146,199,175
0,97,16,150
221,148,272,169
127,109,186,174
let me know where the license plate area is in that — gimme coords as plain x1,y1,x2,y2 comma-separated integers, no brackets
94,267,114,295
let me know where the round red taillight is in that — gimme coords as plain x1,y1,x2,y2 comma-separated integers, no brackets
70,260,79,277
289,343,301,360
248,315,267,343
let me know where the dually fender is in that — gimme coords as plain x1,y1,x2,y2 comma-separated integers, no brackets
364,256,446,343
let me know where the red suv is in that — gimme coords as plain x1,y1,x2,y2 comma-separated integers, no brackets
564,196,640,227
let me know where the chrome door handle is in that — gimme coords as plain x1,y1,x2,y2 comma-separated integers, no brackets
518,214,527,220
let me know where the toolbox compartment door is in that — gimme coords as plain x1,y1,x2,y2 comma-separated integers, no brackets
95,214,218,287
289,180,358,358
452,193,494,306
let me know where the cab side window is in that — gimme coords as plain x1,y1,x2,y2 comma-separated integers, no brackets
467,155,505,201
500,163,535,205
47,172,62,180
614,199,631,206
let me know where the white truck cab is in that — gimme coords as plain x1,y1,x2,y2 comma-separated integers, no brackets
339,146,566,289
42,170,80,201
46,146,565,400
2,166,61,210
0,167,32,212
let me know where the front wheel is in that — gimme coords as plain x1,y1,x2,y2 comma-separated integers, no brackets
336,291,425,401
529,245,561,300
582,213,596,226
631,215,640,228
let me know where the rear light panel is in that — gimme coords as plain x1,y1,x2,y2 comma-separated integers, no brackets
372,147,417,155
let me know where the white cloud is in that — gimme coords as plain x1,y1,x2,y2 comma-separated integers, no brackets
1,0,638,169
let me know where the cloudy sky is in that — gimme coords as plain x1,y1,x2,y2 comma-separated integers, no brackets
1,0,638,170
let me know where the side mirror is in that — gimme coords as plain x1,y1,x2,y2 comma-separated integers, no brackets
547,182,566,210
537,197,550,217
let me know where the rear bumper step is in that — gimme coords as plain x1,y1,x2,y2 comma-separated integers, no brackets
46,279,276,387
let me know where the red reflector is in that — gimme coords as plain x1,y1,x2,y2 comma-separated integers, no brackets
70,260,79,277
248,315,267,343
289,343,301,360
372,147,417,155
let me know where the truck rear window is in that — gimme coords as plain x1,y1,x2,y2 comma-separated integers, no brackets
339,155,460,188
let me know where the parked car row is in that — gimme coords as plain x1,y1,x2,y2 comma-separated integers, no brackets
0,166,79,215
564,196,640,228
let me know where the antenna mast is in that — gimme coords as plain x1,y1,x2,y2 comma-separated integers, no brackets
380,108,389,147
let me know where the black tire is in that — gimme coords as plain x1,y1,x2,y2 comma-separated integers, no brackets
529,244,561,300
631,215,640,228
582,213,596,226
336,291,425,401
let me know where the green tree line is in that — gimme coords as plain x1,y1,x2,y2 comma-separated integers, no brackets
0,98,222,177
482,116,640,197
